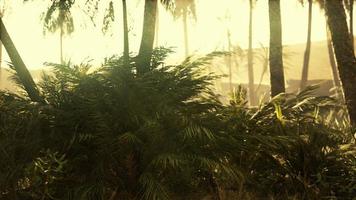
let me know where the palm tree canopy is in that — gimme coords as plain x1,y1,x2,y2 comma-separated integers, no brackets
42,0,75,35
161,0,196,20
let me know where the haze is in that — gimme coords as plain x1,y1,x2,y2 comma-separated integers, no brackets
1,0,340,69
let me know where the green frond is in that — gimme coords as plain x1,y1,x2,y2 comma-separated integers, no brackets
117,132,143,146
102,1,115,35
149,153,186,170
42,0,75,35
139,173,170,200
1,47,355,199
181,123,216,143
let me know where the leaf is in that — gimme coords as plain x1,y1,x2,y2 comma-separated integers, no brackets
139,173,169,200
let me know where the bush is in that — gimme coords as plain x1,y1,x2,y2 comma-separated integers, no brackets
0,49,355,199
220,86,356,199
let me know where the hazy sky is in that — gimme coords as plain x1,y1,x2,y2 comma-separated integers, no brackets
0,0,352,69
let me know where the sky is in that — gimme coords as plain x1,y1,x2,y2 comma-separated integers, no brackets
0,0,352,69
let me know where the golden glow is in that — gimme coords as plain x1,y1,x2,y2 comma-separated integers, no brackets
0,0,352,70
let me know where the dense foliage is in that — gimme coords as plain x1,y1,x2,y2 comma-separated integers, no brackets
0,49,355,199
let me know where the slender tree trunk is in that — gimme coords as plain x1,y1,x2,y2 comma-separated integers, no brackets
326,23,341,89
122,0,130,66
60,24,63,64
137,0,157,74
183,7,189,57
227,30,233,93
0,18,43,103
268,0,285,97
0,40,2,68
248,0,256,106
325,0,356,125
0,14,3,85
154,4,159,47
300,0,313,90
350,0,354,52
256,48,269,92
0,26,2,84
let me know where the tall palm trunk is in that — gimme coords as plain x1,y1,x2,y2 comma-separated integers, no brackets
137,0,158,74
325,0,356,125
300,0,313,90
0,40,2,68
60,24,64,64
248,0,256,105
350,0,354,52
0,35,2,84
154,4,159,47
227,29,233,93
122,0,130,66
268,0,285,97
0,15,3,85
183,7,189,57
326,23,341,89
0,18,43,103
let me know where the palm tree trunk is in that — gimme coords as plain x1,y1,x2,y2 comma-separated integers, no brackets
0,18,43,103
137,0,158,74
154,3,159,47
300,0,312,90
227,30,233,93
0,40,2,67
0,16,3,86
248,0,256,106
326,23,341,89
350,0,354,52
183,7,189,57
0,38,2,84
122,0,130,66
60,24,63,64
268,0,285,97
325,0,356,125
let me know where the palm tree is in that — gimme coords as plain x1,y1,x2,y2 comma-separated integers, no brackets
122,0,130,65
268,0,285,97
155,0,197,58
43,0,75,64
349,0,354,51
0,0,9,83
248,0,256,105
324,0,356,125
136,0,160,48
182,7,189,57
326,23,341,90
0,13,3,84
172,0,196,57
137,0,158,74
300,0,313,90
154,3,160,47
0,18,43,103
137,0,196,74
315,0,342,95
227,29,233,93
218,11,234,93
0,13,3,72
345,0,354,52
101,0,129,64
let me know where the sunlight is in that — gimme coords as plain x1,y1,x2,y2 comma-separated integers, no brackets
0,0,344,69
0,1,355,198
